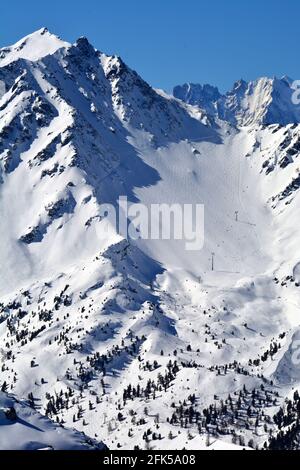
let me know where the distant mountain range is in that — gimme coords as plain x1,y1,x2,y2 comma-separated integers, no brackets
173,76,300,126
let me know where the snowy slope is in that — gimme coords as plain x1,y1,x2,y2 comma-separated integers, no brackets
0,29,300,450
0,392,106,450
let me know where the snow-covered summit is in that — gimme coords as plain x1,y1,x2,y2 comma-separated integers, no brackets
0,28,70,67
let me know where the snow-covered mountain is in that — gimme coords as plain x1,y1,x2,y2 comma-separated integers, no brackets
174,76,300,126
0,28,300,450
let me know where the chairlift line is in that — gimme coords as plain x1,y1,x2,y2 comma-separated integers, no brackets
211,252,215,271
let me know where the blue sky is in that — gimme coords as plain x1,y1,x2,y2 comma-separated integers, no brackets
1,0,299,92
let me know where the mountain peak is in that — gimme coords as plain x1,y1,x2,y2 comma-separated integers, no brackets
173,82,222,116
74,36,97,57
231,78,247,92
0,27,70,67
